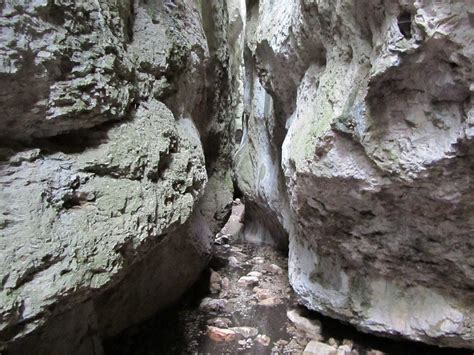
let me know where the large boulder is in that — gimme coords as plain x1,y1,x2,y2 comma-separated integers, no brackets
0,1,233,353
232,0,474,348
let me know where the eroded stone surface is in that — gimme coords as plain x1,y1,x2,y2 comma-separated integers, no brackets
230,0,474,348
0,1,234,353
2,0,474,352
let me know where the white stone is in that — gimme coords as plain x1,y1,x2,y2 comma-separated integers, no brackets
287,309,322,339
238,276,259,287
303,341,337,355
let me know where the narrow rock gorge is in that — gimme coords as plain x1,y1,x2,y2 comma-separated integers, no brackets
0,0,472,354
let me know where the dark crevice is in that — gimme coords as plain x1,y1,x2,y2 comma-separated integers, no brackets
103,268,212,354
27,99,140,155
298,305,472,355
246,0,259,22
398,11,413,39
125,1,135,44
153,151,172,181
62,191,95,209
13,256,65,290
202,131,222,170
35,127,110,154
232,180,244,200
198,1,233,174
38,0,66,26
43,55,75,81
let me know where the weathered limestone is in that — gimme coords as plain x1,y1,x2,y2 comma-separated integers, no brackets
230,0,474,349
0,100,206,338
219,199,245,241
0,1,135,141
232,0,292,250
1,0,473,352
0,1,234,353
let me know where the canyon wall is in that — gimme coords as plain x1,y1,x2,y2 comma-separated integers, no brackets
231,0,474,349
1,0,473,353
0,1,234,353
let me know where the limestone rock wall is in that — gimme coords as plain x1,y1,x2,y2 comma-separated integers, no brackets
0,1,234,353
231,0,292,249
231,0,474,349
1,0,473,352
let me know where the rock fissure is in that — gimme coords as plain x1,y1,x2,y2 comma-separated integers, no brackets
106,199,471,355
0,0,473,353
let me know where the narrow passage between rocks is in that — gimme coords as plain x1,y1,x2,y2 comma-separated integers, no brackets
105,201,472,355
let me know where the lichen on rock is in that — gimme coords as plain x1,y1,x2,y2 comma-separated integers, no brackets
0,1,234,353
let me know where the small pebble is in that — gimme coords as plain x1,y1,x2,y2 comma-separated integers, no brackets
207,326,237,343
247,271,262,278
256,334,271,346
238,276,259,287
252,256,265,264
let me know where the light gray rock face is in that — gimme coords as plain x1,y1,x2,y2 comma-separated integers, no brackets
2,0,474,352
0,0,135,141
0,1,234,353
231,0,292,250
230,0,474,349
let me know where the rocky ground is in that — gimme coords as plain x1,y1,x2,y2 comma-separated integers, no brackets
104,238,472,355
